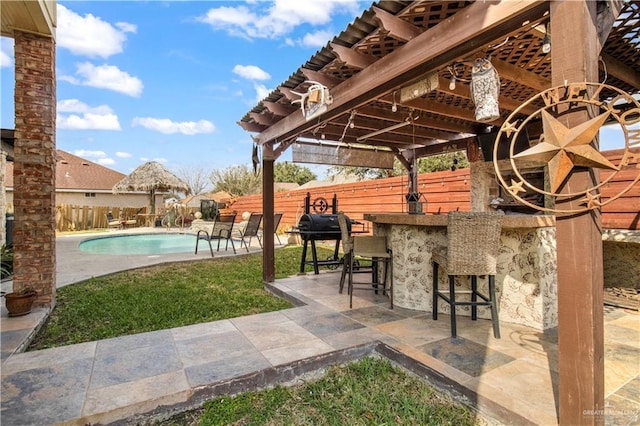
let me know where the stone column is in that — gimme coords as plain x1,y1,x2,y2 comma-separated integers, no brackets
12,31,56,307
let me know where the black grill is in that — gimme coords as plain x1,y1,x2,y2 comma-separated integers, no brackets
297,214,350,240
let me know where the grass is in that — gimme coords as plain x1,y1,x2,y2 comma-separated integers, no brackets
163,357,480,426
28,245,336,350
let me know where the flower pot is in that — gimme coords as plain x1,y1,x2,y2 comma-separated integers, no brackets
4,288,37,317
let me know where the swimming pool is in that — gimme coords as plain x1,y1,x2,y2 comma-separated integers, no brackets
79,233,198,255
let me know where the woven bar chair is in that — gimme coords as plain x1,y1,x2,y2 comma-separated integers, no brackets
338,212,393,309
432,210,504,338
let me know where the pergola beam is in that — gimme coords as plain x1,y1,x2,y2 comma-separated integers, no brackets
330,42,377,69
300,68,342,88
263,101,297,116
255,0,548,145
372,5,422,42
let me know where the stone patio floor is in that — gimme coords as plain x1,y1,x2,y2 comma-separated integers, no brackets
1,229,638,425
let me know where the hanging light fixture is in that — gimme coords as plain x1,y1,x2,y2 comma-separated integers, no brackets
542,22,551,54
391,91,398,112
447,66,457,90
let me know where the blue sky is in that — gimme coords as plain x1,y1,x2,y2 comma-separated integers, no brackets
1,0,366,178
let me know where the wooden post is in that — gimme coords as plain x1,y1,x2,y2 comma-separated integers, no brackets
551,1,605,424
262,143,275,283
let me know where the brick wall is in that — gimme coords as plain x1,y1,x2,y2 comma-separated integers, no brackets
12,31,57,307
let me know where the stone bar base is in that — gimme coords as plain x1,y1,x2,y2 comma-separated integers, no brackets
365,213,558,331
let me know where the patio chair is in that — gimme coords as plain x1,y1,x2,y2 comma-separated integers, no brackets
106,212,120,229
337,212,353,294
338,212,393,309
194,212,237,256
258,212,284,245
273,212,283,245
432,210,504,339
239,212,263,252
106,212,136,229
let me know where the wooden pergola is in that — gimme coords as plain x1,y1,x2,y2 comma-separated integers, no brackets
239,1,640,424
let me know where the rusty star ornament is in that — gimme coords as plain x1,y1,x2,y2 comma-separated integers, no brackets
514,109,618,193
493,82,640,216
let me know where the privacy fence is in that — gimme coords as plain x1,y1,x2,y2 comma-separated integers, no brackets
54,149,638,232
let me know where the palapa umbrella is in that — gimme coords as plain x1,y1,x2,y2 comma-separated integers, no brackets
113,161,189,214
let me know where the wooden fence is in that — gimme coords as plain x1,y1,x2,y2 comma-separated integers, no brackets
54,149,638,232
230,169,471,233
54,205,202,231
230,149,638,231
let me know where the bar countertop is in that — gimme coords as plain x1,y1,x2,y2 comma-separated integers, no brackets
363,213,556,228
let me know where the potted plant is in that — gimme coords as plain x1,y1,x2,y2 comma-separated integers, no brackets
4,286,37,317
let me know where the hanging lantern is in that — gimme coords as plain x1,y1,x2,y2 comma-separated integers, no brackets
470,57,500,122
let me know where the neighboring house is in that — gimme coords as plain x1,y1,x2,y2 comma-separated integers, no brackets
4,149,161,210
275,182,299,192
180,193,215,209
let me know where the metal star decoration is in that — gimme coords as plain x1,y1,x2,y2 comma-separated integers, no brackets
513,109,619,192
507,178,526,195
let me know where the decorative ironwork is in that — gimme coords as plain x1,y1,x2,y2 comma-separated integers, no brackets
311,197,329,213
493,82,640,215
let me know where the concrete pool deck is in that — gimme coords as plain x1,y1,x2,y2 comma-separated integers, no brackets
1,227,639,425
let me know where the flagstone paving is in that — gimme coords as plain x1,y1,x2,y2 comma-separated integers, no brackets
1,230,638,425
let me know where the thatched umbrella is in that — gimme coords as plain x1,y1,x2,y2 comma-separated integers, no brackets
113,161,189,214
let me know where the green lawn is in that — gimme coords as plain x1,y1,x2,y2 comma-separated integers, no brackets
28,245,335,350
166,357,479,426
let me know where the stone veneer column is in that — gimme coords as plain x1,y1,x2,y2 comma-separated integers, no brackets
12,31,56,307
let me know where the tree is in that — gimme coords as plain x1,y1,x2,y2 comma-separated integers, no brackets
417,152,469,173
274,162,317,185
210,164,261,197
328,152,468,180
176,165,212,195
326,165,391,180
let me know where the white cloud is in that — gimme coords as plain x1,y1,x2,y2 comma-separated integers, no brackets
0,39,12,68
60,62,143,97
115,152,132,158
253,83,271,105
57,4,136,59
132,117,216,135
57,99,121,130
233,65,271,81
197,0,361,40
300,30,335,48
73,150,108,159
97,158,116,165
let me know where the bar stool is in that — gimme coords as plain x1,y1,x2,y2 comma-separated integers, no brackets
432,210,504,338
338,212,393,309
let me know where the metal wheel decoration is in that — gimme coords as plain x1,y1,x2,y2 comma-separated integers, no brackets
493,82,640,215
311,197,329,213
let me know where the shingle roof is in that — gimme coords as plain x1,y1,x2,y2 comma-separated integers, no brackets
5,150,126,191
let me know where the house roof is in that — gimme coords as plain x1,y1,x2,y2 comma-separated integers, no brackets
5,150,127,192
238,1,640,165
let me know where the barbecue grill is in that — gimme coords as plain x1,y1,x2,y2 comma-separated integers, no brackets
297,213,350,240
295,213,353,274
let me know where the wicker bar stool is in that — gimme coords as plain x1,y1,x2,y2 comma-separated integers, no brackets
432,210,504,338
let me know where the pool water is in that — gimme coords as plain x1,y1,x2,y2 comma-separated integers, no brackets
79,233,198,255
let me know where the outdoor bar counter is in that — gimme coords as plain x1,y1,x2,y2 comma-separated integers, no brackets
363,213,557,331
